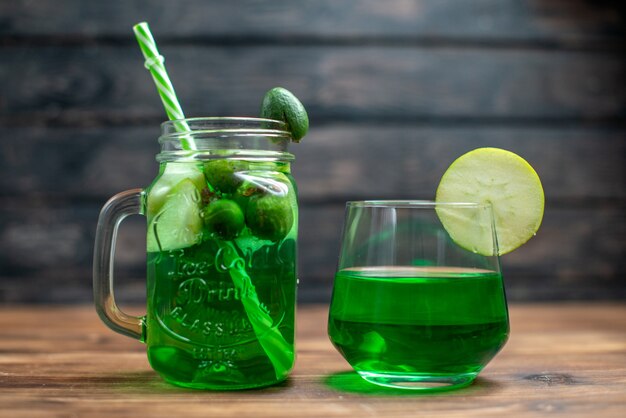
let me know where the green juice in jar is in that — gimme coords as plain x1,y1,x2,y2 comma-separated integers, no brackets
328,267,509,385
145,160,297,389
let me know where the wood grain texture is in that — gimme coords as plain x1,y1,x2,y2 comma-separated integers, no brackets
1,46,624,124
1,0,624,44
2,125,623,200
0,204,623,303
1,124,623,302
0,304,624,417
0,1,624,303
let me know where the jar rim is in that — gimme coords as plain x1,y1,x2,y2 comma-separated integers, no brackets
158,117,294,162
160,117,289,135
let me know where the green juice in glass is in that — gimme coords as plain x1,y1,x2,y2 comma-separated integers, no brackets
328,266,509,387
145,159,297,389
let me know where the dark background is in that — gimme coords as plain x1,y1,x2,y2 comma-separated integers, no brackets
0,0,624,304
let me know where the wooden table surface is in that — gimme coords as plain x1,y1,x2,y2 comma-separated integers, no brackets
0,304,624,417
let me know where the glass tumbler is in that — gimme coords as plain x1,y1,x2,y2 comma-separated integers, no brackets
328,201,509,390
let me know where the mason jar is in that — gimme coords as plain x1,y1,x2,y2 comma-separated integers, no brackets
94,118,298,389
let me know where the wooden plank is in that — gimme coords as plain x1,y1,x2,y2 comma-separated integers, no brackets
1,125,624,201
0,204,623,303
0,0,624,43
0,46,624,123
0,304,624,417
299,205,626,302
296,125,626,201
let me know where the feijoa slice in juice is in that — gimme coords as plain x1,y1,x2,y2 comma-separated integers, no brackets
147,179,203,252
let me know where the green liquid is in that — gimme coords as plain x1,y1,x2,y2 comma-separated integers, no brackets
146,238,296,389
145,161,297,389
328,267,509,384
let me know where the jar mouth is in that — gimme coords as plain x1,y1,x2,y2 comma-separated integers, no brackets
160,117,289,135
158,117,294,162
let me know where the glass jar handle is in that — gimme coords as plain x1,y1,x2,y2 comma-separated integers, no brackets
93,189,145,341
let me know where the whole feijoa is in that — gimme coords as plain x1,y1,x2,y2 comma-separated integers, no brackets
203,160,248,194
246,194,293,242
202,199,245,239
233,182,262,214
260,87,309,142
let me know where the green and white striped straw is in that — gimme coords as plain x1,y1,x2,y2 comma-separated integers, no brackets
132,22,196,150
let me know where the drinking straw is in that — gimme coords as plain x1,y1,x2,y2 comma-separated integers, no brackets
132,23,196,150
133,22,292,379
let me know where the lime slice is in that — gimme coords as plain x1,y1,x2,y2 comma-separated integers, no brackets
435,147,544,255
146,164,205,217
260,87,309,142
147,179,203,252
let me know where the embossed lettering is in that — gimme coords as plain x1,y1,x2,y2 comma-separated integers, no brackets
175,277,257,306
169,307,254,341
192,346,239,362
176,278,208,305
171,306,183,318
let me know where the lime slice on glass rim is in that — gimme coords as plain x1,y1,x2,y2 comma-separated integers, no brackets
435,147,544,255
147,178,203,252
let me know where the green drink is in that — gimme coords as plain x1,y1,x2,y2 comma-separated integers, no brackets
145,157,297,389
94,26,310,390
146,238,296,389
94,119,300,390
328,201,509,390
328,267,509,388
